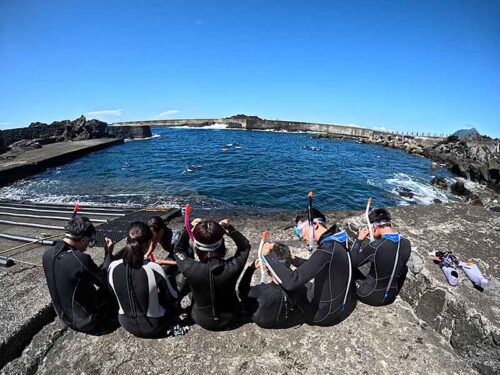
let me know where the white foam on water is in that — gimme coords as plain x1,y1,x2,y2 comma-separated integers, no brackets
368,172,461,205
124,134,161,142
171,123,229,130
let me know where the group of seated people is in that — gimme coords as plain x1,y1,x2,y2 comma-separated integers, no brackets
42,205,411,338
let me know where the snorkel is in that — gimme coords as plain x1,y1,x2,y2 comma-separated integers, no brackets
365,198,375,242
184,203,195,243
258,230,269,284
307,191,314,251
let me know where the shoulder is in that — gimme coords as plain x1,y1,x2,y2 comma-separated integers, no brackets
108,259,123,272
144,261,167,278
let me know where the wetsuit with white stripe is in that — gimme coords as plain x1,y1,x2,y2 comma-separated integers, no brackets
350,233,411,306
238,264,307,328
42,240,114,333
174,227,251,331
263,227,357,326
108,259,179,338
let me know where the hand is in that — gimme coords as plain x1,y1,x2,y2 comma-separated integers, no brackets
261,242,273,256
358,227,369,241
219,219,229,227
191,218,202,228
104,237,115,253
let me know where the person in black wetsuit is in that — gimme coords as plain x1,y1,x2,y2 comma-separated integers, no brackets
350,208,411,306
238,242,307,328
147,216,189,297
42,217,116,334
263,209,357,326
108,222,187,338
174,219,250,331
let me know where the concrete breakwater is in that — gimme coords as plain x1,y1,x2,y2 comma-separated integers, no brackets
0,203,498,374
113,114,445,140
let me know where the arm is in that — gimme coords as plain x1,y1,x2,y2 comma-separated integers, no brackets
225,227,251,273
173,229,196,275
291,256,307,268
350,239,378,268
81,254,108,288
264,249,327,292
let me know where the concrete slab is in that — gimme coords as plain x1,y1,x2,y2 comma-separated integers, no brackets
0,139,123,187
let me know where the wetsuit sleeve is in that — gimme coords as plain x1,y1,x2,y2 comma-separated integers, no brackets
291,256,307,268
173,229,196,276
81,254,108,288
225,229,251,273
102,248,113,270
350,239,377,268
264,249,327,292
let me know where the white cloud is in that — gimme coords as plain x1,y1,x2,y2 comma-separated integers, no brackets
156,109,180,119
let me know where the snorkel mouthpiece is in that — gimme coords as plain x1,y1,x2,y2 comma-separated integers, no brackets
307,191,314,251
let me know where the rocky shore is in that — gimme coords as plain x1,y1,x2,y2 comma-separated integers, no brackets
314,132,500,197
1,203,499,375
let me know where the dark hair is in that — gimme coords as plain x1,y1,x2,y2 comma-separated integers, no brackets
270,243,292,266
147,216,168,234
122,222,153,268
65,217,95,239
368,208,391,227
295,208,326,225
192,220,226,262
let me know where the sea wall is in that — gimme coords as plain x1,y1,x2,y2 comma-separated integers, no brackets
106,125,152,139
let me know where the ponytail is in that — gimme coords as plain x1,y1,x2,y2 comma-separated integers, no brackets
122,222,153,268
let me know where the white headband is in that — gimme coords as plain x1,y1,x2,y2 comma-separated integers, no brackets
193,238,223,252
372,221,391,227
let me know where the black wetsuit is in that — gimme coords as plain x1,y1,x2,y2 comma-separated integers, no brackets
108,259,179,338
157,228,189,296
174,227,250,331
263,227,357,326
42,240,114,334
350,233,411,306
238,264,307,328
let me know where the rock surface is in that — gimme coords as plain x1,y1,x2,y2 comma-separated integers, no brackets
424,136,500,193
0,204,498,374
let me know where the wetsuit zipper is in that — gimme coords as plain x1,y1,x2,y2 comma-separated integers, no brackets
209,265,219,322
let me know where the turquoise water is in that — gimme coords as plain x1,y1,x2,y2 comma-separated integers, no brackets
0,127,462,210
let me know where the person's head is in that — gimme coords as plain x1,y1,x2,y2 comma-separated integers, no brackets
192,220,226,262
122,222,153,268
293,208,328,246
147,216,167,243
263,242,292,267
368,208,393,238
64,216,96,251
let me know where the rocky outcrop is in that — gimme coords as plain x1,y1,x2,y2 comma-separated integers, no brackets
424,136,500,193
106,125,152,139
1,116,109,152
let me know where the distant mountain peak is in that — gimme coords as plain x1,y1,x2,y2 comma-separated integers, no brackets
452,128,480,138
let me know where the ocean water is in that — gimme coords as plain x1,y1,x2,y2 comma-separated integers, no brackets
0,126,465,211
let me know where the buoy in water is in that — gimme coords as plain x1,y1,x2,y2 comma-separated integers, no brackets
222,147,229,152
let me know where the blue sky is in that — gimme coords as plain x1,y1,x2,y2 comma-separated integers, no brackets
1,0,499,136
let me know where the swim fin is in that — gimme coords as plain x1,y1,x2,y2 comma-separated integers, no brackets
459,261,489,291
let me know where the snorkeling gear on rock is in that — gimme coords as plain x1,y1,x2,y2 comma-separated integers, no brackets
459,261,489,290
430,251,459,286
